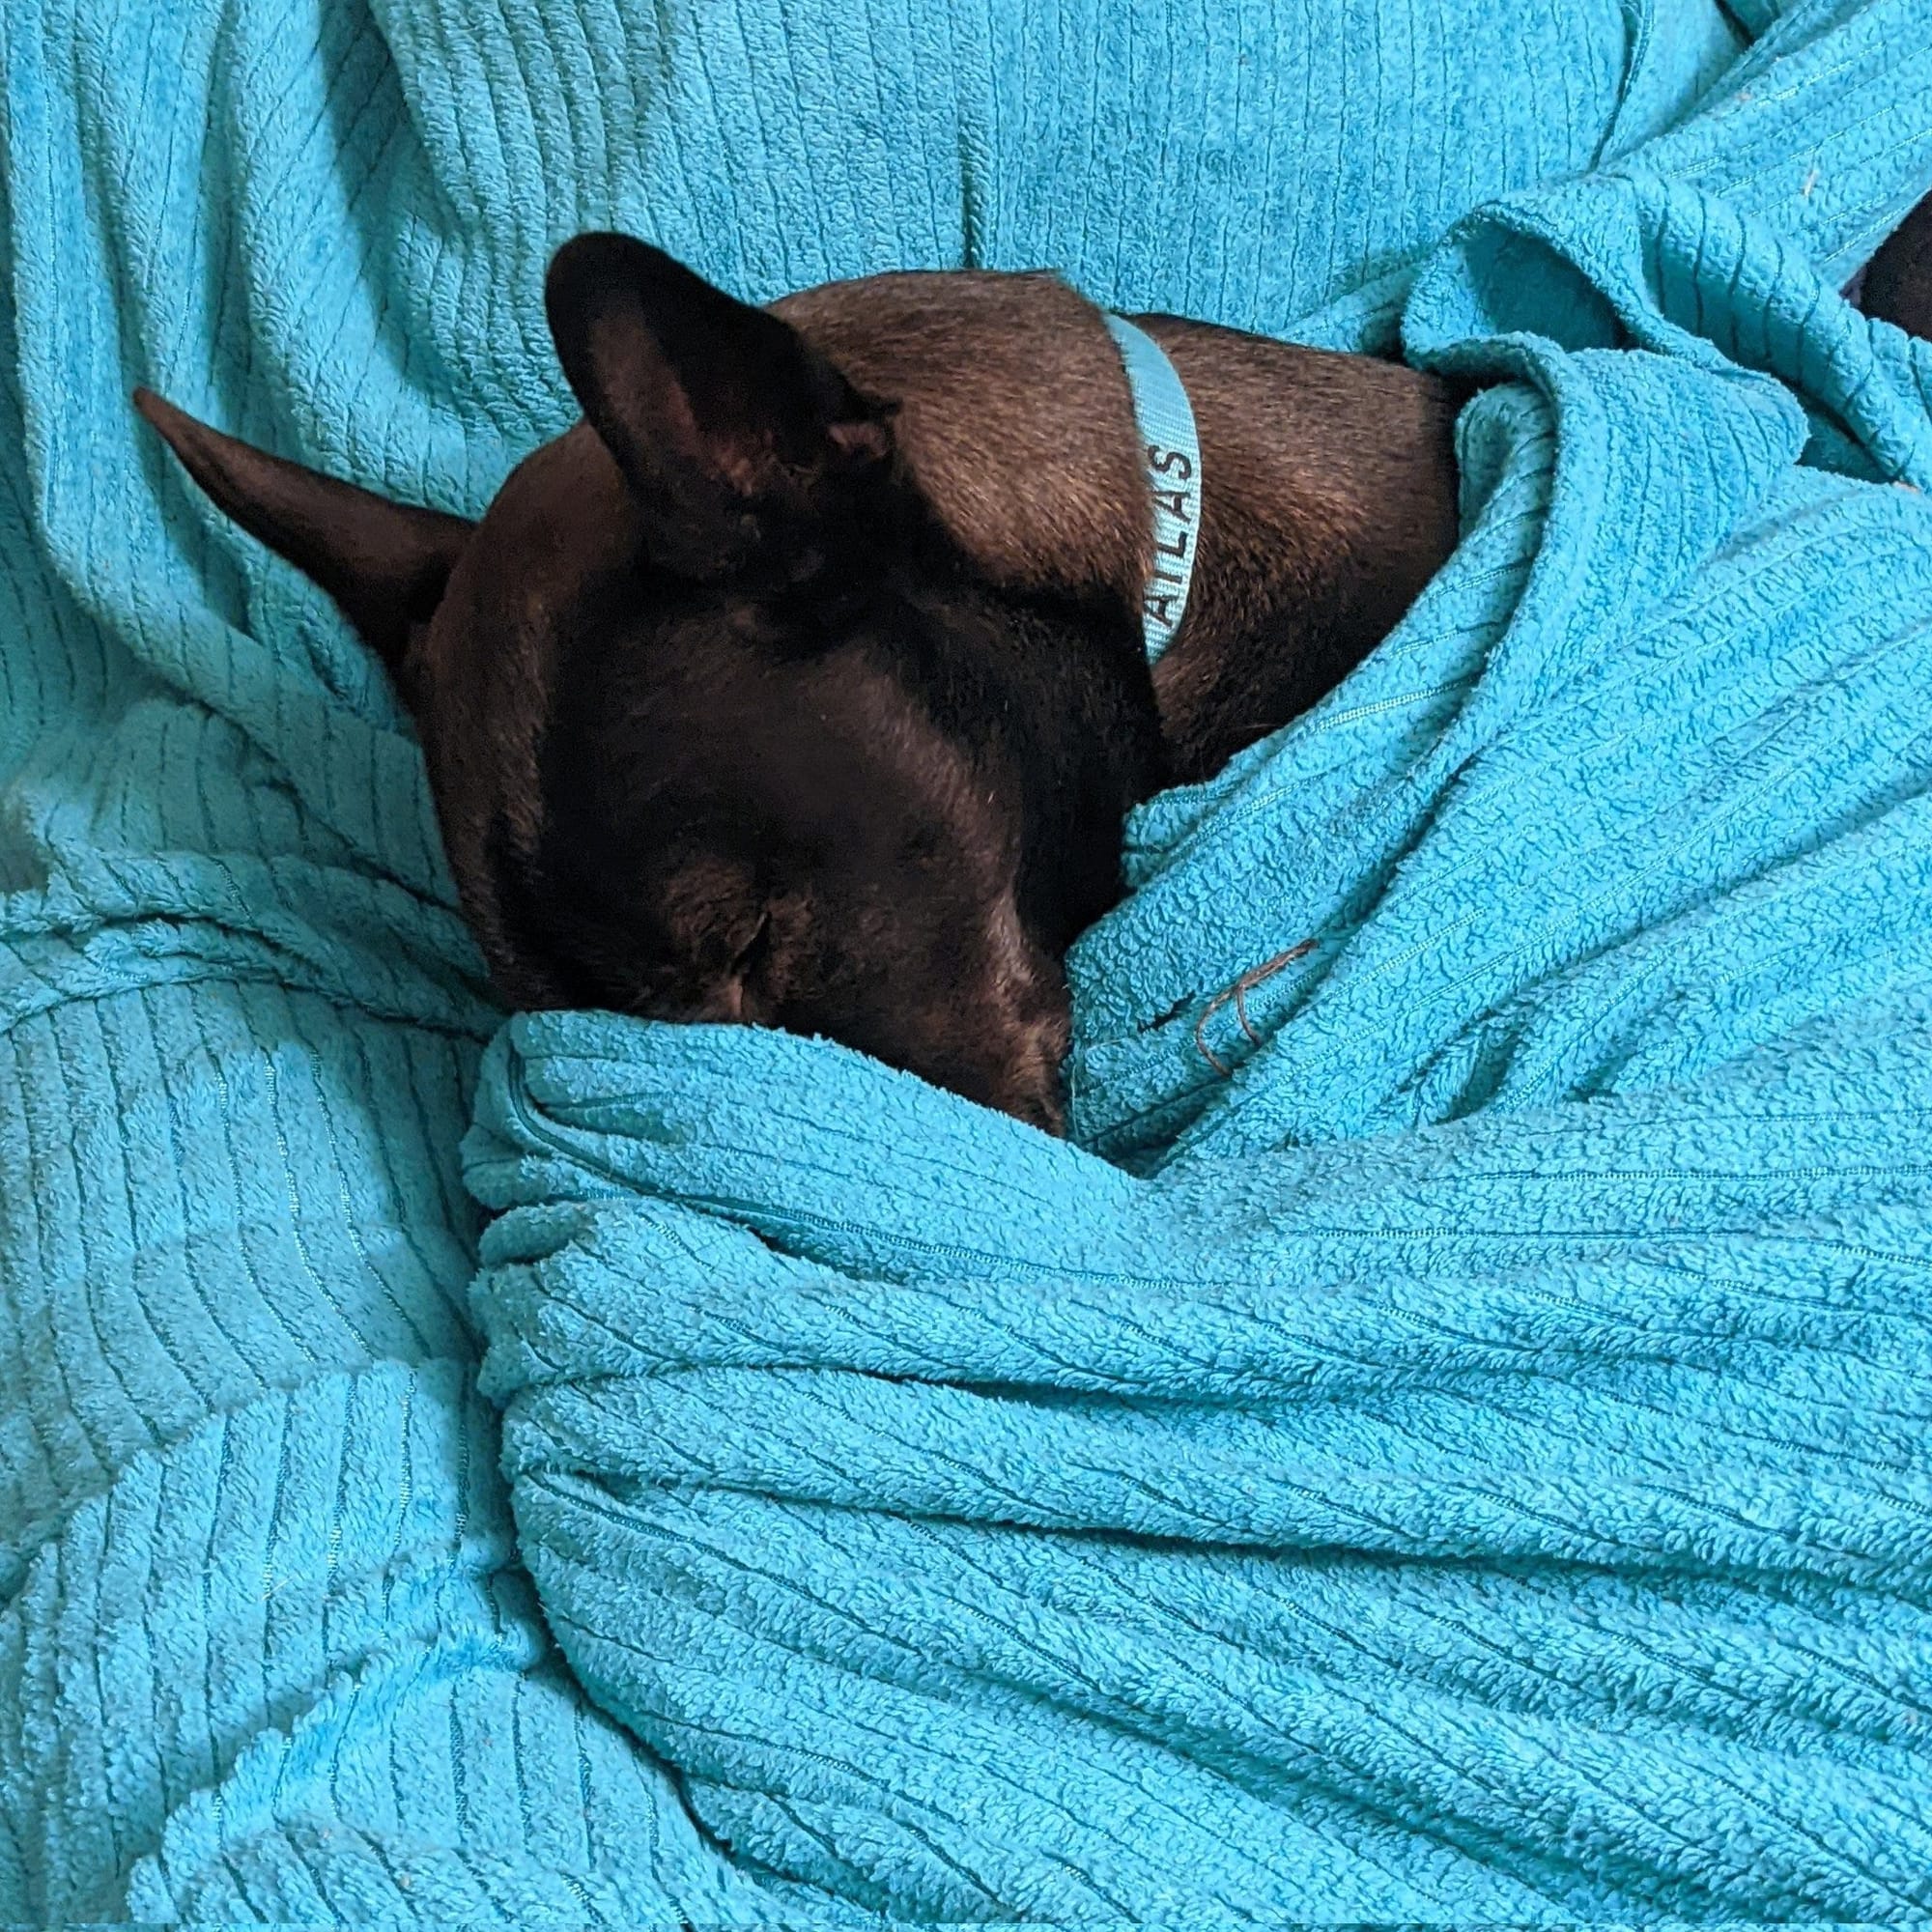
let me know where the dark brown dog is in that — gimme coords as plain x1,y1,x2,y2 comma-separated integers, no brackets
134,219,1930,1128
135,237,1459,1126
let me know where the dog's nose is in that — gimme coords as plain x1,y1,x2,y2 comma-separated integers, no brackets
1004,1074,1066,1137
983,1010,1069,1136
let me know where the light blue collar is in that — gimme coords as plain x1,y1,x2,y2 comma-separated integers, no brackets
1102,313,1203,667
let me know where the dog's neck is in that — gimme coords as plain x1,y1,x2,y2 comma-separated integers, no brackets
774,271,1464,783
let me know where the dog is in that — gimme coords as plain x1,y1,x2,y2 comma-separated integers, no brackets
134,216,1930,1129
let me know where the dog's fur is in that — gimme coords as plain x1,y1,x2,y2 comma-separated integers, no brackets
1862,189,1932,344
135,213,1931,1127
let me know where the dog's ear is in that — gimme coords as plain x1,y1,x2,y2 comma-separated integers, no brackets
132,387,475,674
543,232,892,576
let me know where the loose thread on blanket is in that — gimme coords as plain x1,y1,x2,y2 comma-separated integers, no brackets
1193,939,1318,1077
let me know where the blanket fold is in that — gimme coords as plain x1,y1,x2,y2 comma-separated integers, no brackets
464,2,1932,1914
6,0,1932,1918
467,983,1932,1916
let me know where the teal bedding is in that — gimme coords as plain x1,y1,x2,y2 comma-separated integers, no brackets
4,0,1932,1918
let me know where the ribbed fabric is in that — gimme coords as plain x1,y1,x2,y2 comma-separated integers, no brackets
1,0,1929,1919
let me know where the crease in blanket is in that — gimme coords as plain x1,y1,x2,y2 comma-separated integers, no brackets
4,0,1932,1919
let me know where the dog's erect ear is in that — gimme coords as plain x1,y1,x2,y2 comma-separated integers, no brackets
133,387,475,672
543,233,892,575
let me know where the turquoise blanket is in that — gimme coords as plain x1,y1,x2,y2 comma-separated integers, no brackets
6,0,1932,1918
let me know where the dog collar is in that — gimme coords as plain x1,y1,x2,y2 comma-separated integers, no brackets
1103,313,1202,667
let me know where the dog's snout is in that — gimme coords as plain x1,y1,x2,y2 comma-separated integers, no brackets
1009,1079,1066,1137
989,1051,1066,1135
973,1001,1070,1136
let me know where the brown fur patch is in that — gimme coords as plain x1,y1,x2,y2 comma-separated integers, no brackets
774,271,1151,609
777,281,1463,784
407,422,642,982
1133,317,1463,779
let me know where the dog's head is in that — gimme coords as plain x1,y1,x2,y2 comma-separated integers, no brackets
138,236,1162,1128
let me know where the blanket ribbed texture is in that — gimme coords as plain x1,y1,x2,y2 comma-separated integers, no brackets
4,0,1931,1919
